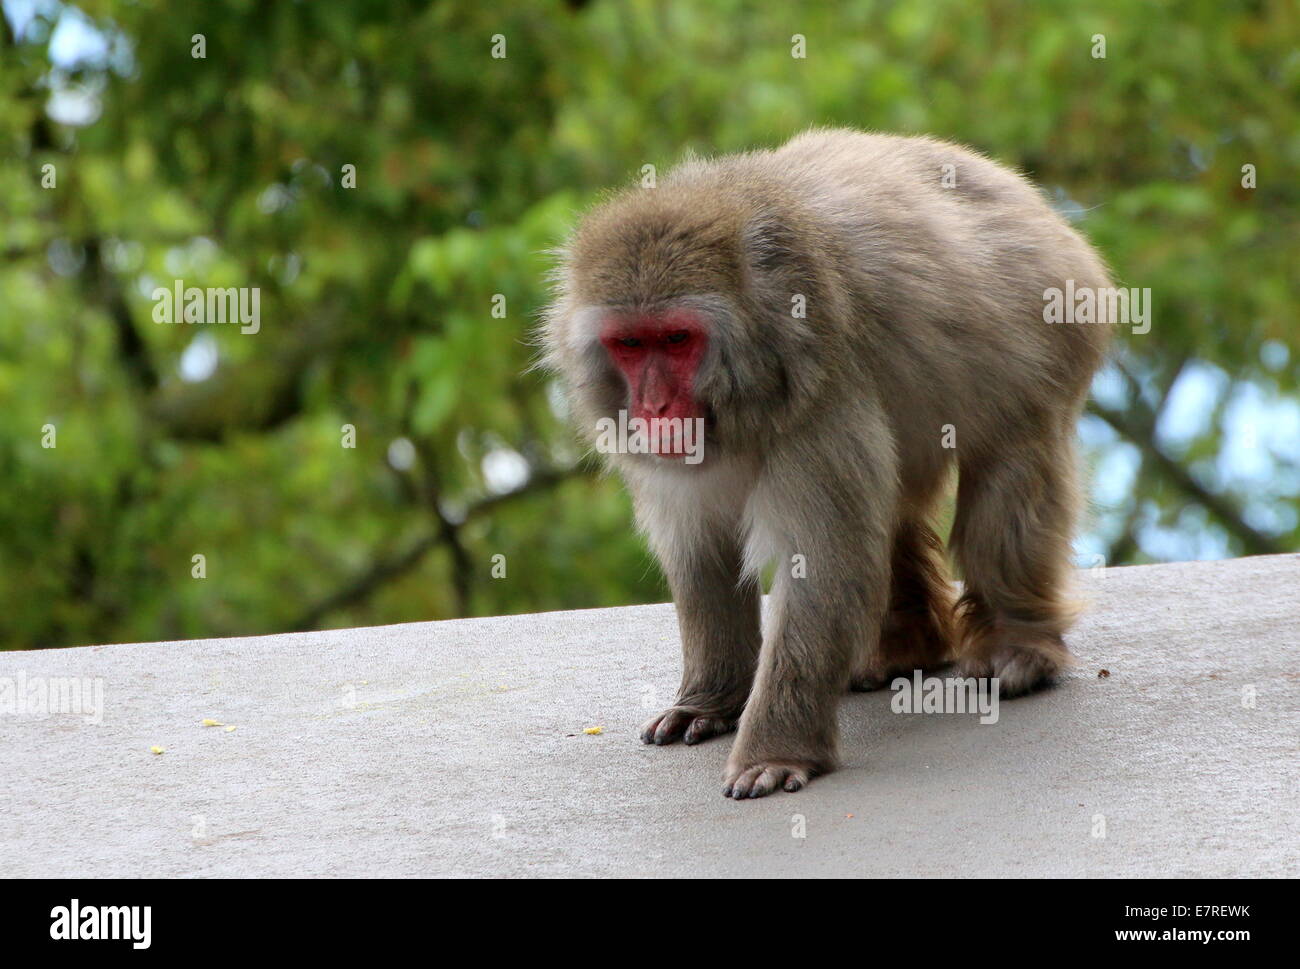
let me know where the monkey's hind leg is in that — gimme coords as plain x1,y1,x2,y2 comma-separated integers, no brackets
850,519,956,691
950,433,1080,697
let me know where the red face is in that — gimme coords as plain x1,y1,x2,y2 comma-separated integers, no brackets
599,310,709,459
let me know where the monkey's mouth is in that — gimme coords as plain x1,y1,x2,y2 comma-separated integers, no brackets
640,411,713,464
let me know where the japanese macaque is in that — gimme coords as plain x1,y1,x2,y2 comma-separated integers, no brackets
540,129,1111,798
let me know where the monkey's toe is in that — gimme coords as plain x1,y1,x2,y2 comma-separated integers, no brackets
640,707,737,746
683,716,735,745
853,607,956,692
722,761,812,799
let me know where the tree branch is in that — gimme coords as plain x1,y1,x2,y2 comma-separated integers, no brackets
289,466,587,631
1088,400,1283,555
83,237,159,392
411,440,472,617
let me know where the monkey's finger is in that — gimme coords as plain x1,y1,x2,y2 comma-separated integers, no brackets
726,769,756,798
683,716,734,745
638,711,670,744
653,708,693,744
638,720,658,744
640,708,691,745
725,764,811,798
760,765,810,795
749,769,782,798
725,766,767,799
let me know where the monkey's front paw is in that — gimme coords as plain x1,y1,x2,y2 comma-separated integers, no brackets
640,706,738,746
721,759,818,799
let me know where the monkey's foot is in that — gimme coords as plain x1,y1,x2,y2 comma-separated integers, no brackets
957,634,1070,697
640,706,738,746
852,606,955,691
722,759,818,799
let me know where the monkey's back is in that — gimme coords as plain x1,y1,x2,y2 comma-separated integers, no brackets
758,129,1111,465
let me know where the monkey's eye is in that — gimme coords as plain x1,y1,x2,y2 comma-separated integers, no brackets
617,337,642,348
665,331,691,345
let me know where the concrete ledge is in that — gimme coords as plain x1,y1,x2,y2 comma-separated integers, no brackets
2,554,1297,877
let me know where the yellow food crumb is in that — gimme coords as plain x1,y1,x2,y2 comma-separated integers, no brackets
150,746,165,755
201,718,224,727
583,726,603,735
224,725,237,732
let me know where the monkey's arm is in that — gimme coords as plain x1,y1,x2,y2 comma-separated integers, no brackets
724,402,898,798
636,498,761,746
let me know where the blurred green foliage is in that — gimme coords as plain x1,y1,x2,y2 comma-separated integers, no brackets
1,0,1296,648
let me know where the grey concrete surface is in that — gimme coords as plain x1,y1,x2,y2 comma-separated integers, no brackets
2,554,1297,878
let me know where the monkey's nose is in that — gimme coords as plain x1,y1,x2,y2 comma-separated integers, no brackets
639,372,674,416
643,396,672,417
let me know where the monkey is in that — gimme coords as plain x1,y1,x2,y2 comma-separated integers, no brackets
539,128,1111,799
